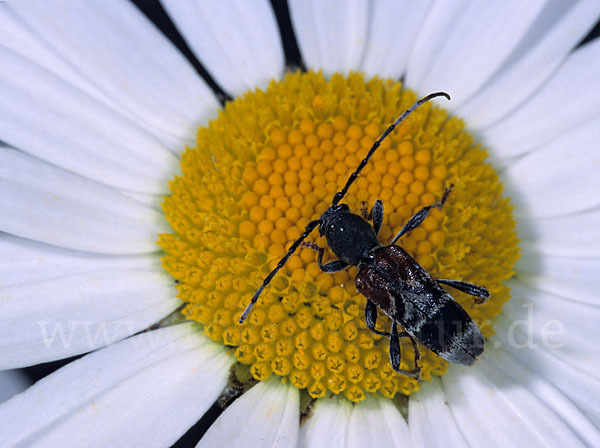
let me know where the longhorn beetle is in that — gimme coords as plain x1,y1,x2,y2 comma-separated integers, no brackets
239,92,490,378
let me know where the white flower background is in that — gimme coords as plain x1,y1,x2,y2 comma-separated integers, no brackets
1,1,600,447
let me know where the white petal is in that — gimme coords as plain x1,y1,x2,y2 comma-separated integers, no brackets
409,376,469,447
0,46,179,193
289,0,369,76
359,0,432,80
0,370,30,404
0,149,168,254
0,324,233,448
119,190,164,211
0,233,161,287
494,314,600,424
406,0,546,108
0,268,180,369
197,377,299,448
487,345,600,446
482,38,600,158
7,0,219,149
458,1,600,129
503,118,600,218
0,7,103,102
517,208,600,257
441,351,590,447
516,253,600,305
162,0,284,97
502,279,600,377
347,395,409,448
297,396,352,448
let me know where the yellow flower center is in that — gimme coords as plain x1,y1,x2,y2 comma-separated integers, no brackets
159,71,519,402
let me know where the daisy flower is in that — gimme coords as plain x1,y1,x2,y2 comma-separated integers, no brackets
1,1,599,447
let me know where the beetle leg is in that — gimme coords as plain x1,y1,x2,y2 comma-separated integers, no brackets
360,201,369,219
390,185,453,244
365,303,421,377
408,333,421,370
360,200,384,236
389,321,421,378
371,200,384,236
437,279,490,304
321,260,349,273
365,300,391,336
389,322,401,369
302,241,349,273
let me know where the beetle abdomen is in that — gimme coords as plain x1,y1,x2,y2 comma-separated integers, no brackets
356,245,484,365
409,294,484,365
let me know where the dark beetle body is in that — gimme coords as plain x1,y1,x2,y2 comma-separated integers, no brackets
241,92,489,374
355,245,484,365
321,205,484,366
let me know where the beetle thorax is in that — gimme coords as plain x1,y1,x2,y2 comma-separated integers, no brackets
318,205,379,266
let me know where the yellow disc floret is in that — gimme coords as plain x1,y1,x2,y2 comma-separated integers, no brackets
159,71,519,402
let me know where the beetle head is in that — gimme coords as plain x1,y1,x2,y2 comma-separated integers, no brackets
318,203,349,236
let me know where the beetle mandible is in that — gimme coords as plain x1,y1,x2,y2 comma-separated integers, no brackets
239,92,490,378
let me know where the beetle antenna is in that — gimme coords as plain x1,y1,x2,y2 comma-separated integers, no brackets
239,219,321,324
331,91,451,206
